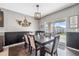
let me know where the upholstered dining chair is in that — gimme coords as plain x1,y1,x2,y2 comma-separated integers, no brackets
24,34,30,52
44,35,60,56
28,35,41,56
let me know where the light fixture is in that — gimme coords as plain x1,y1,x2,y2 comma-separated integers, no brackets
16,17,31,27
34,5,41,20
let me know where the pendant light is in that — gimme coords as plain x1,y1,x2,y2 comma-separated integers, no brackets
34,5,41,20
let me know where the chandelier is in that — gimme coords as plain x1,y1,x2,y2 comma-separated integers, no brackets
16,17,31,27
34,5,41,20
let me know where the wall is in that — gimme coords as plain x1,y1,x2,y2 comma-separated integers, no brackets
40,4,79,31
39,4,79,50
0,8,39,32
0,4,79,32
41,4,79,22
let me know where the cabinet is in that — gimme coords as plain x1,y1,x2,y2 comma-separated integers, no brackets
0,11,4,27
0,36,4,52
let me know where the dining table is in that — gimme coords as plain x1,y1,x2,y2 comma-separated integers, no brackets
35,36,54,56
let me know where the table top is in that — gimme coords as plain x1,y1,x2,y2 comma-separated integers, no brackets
35,36,54,45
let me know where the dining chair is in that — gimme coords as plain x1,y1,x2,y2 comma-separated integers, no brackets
28,35,41,56
24,34,30,52
35,31,45,39
44,35,60,56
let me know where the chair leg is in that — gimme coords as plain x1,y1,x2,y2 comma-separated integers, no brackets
51,53,55,56
24,43,27,49
54,50,58,56
35,50,37,56
28,45,30,52
56,50,58,56
30,46,32,54
29,46,32,54
51,53,53,56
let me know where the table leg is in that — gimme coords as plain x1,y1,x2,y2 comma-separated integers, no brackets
40,46,45,56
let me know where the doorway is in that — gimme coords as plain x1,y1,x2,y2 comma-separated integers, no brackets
50,20,66,50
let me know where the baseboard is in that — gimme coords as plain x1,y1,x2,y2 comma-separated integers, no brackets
3,42,25,49
67,47,79,52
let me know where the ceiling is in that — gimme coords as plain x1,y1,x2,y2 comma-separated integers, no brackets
0,3,76,17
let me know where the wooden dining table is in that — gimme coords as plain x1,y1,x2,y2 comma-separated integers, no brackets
35,36,54,56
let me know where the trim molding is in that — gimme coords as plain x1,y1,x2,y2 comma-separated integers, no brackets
67,47,79,52
42,3,78,19
3,42,25,49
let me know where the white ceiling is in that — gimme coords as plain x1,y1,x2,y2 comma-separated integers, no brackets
0,3,76,17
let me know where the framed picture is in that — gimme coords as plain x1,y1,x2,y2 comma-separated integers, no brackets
0,11,4,27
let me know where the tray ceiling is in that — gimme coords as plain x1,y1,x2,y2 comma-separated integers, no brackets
0,3,76,17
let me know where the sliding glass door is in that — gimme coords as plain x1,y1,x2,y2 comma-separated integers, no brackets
49,19,66,51
53,21,66,43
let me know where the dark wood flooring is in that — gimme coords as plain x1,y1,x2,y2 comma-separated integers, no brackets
9,44,79,56
9,44,31,56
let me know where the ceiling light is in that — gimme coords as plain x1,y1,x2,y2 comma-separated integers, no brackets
34,5,41,20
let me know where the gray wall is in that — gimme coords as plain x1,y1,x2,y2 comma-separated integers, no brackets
40,4,79,32
0,8,39,33
41,4,79,22
40,4,79,50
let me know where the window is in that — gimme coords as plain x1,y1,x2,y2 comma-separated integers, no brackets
69,16,79,31
54,21,66,33
44,22,49,32
70,16,78,28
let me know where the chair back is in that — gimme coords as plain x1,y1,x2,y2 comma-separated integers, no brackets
39,32,44,39
24,34,29,44
51,35,60,53
28,35,36,49
35,33,44,41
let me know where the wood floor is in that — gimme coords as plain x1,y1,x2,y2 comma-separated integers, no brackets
8,44,79,56
9,44,31,56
